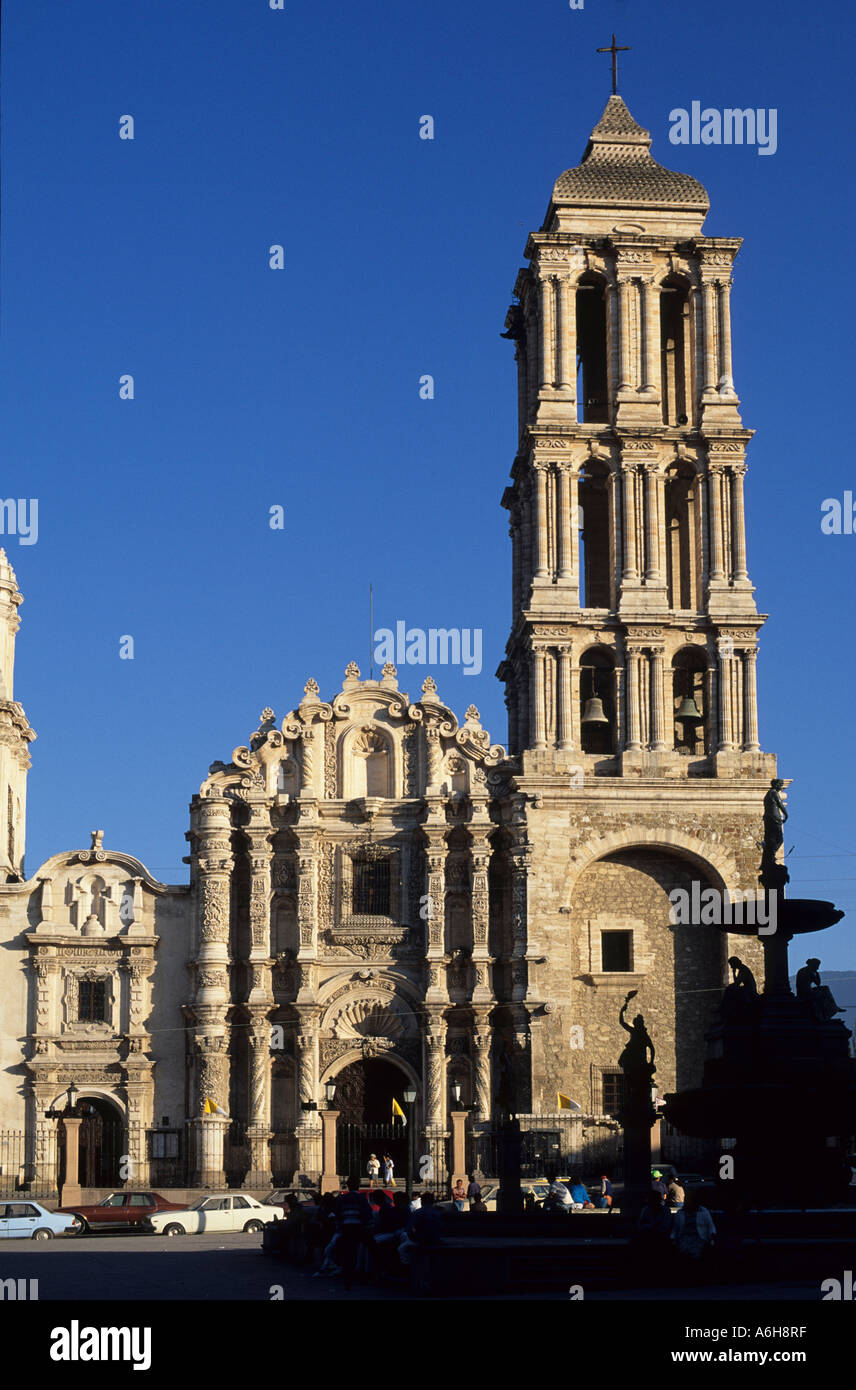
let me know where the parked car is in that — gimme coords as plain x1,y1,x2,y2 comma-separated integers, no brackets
262,1189,318,1216
0,1199,81,1240
57,1191,184,1232
144,1193,282,1236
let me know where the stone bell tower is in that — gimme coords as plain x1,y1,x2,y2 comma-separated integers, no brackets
0,550,35,880
497,93,779,1118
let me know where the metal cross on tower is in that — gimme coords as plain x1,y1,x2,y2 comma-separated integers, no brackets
596,34,631,95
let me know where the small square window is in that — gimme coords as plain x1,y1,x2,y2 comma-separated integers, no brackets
601,1072,625,1119
78,978,107,1021
600,930,633,972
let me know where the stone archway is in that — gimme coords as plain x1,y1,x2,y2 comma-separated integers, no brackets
67,1095,123,1189
332,1055,412,1181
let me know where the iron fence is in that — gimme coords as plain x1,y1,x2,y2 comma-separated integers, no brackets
0,1130,58,1199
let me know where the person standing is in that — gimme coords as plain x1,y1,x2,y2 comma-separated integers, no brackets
333,1175,373,1291
671,1188,716,1270
382,1153,395,1187
667,1175,685,1209
366,1153,380,1188
651,1170,668,1201
466,1174,482,1209
451,1178,466,1211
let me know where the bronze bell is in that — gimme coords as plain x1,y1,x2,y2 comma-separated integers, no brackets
675,695,703,723
581,696,609,725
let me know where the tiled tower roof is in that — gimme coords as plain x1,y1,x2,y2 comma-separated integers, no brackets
551,95,709,210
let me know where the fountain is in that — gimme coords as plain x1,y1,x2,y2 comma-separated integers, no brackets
664,781,856,1207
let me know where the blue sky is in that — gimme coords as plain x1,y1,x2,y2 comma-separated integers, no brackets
1,0,855,975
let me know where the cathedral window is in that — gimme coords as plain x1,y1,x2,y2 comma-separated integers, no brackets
352,854,391,916
576,276,609,423
600,929,633,972
78,978,107,1022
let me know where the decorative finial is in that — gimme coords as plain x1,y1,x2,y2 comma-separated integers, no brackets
345,661,360,680
382,662,397,678
260,707,274,724
421,675,437,696
303,677,320,697
90,829,104,850
465,704,481,723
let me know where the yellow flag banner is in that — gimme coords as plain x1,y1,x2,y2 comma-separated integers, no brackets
392,1097,407,1124
557,1092,572,1110
204,1096,227,1116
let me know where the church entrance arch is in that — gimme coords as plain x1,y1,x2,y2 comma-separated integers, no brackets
333,1057,410,1182
58,1095,124,1190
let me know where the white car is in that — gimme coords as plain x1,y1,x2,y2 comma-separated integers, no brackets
0,1199,81,1240
145,1193,281,1236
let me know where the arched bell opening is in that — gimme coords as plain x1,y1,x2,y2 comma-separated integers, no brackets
672,648,707,755
660,276,692,426
576,274,609,423
579,649,616,755
665,463,700,611
578,463,610,609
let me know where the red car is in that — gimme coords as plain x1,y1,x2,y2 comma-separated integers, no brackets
57,1191,184,1232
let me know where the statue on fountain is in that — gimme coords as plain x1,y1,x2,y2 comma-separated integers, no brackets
618,991,656,1098
760,778,790,889
795,957,846,1022
721,955,759,1019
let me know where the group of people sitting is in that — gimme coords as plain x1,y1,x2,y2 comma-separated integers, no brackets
634,1172,716,1279
272,1178,445,1288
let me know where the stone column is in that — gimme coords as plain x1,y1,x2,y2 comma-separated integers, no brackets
470,827,491,1004
60,1116,82,1206
531,648,547,748
625,647,642,751
702,281,718,396
246,1015,273,1188
617,279,634,391
295,836,319,959
320,1109,340,1194
742,648,760,752
648,646,668,751
293,1019,321,1181
557,464,575,581
642,464,662,582
707,465,726,581
621,465,639,580
424,1013,447,1128
534,463,549,579
641,278,661,395
538,276,555,391
424,828,447,958
472,1015,492,1121
557,645,573,751
556,277,575,393
730,465,749,581
191,793,233,1188
717,639,735,750
450,1111,468,1189
717,279,735,393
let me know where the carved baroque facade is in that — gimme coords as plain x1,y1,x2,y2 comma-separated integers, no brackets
0,94,775,1189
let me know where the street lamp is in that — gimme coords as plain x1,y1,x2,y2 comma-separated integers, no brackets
324,1080,337,1108
403,1085,417,1202
451,1080,462,1108
66,1083,79,1114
